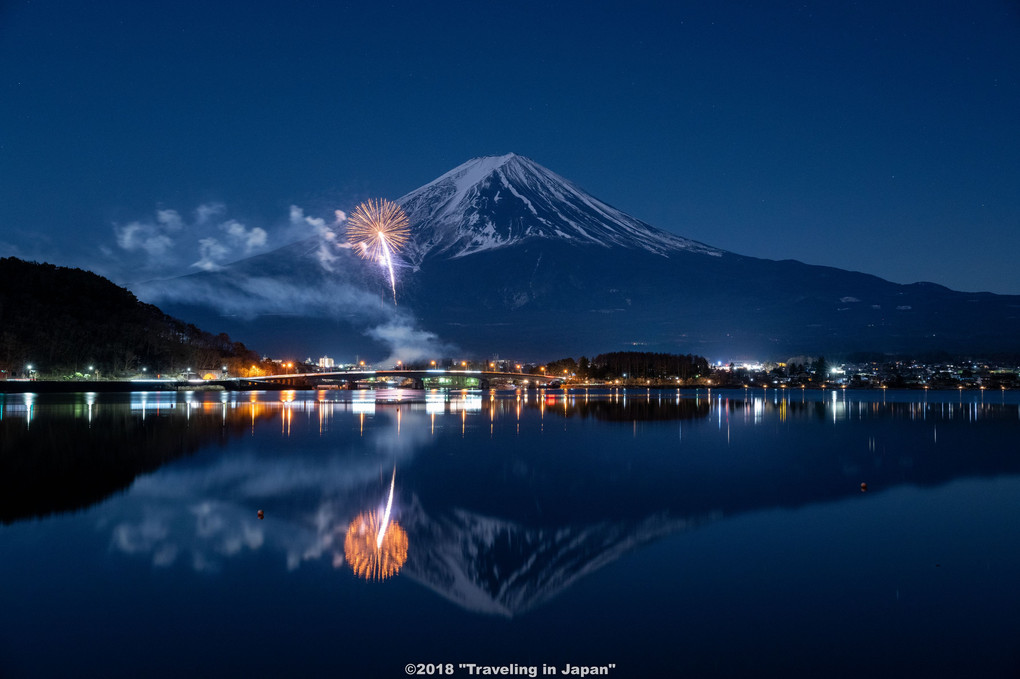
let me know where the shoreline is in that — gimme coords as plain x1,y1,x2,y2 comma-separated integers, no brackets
0,379,1005,395
0,379,297,394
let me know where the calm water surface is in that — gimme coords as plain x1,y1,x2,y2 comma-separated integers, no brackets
1,388,1019,678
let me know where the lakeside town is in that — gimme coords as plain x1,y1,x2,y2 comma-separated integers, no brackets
4,352,1018,392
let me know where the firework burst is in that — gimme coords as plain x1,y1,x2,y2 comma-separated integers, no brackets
346,198,410,304
342,468,407,581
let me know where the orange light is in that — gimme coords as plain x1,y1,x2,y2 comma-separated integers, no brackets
344,512,408,581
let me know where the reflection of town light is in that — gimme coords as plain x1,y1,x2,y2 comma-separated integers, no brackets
344,512,408,581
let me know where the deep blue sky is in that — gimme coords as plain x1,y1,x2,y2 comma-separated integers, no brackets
2,0,1019,293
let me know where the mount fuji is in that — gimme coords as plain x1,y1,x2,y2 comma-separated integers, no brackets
139,154,1020,360
398,153,721,263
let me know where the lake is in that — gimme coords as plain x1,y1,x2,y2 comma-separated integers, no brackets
1,387,1019,678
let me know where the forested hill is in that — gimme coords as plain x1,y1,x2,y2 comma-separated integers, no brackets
0,257,263,377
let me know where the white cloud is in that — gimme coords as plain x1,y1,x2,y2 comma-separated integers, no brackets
195,203,226,225
289,204,349,271
366,318,454,365
192,237,229,271
221,219,268,253
114,221,175,257
155,209,184,231
111,203,278,276
315,243,339,271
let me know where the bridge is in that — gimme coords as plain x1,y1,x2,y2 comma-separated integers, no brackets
228,369,560,390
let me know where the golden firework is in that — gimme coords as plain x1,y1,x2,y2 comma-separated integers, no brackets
346,198,410,263
344,511,409,581
345,198,410,303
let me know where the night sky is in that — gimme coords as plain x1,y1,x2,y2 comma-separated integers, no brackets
2,1,1019,293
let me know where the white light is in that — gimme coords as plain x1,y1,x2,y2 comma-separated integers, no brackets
376,468,396,549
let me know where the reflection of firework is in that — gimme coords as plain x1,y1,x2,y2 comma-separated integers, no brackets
346,198,410,304
344,512,408,581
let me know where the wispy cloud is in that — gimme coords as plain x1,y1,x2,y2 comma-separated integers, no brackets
191,220,269,271
195,203,226,225
367,318,454,365
116,201,451,363
115,219,176,258
105,202,308,280
289,204,351,272
192,237,230,271
104,202,365,282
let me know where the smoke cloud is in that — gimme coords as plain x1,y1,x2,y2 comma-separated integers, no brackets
289,204,352,272
366,319,454,365
115,201,453,363
109,202,274,276
192,220,270,271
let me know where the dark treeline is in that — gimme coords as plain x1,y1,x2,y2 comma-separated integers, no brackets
547,351,711,380
0,398,281,524
0,257,266,377
589,351,710,380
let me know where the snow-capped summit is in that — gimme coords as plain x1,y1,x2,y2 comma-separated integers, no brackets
398,154,721,264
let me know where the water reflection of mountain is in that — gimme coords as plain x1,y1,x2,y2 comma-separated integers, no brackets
401,499,709,617
398,396,1020,616
0,396,278,524
6,392,1020,618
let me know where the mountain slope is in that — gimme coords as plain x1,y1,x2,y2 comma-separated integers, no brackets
406,239,1020,357
135,155,1020,360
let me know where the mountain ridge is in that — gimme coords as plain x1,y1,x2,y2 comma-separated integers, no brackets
135,154,1020,360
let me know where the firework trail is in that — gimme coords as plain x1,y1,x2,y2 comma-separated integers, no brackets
346,199,410,304
377,466,396,549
